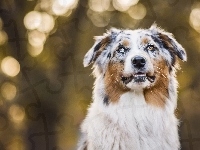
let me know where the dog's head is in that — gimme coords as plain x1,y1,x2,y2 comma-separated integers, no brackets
84,24,187,105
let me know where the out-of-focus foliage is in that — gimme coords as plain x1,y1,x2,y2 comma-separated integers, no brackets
0,0,199,149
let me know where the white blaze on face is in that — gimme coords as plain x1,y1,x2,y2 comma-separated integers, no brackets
121,30,154,89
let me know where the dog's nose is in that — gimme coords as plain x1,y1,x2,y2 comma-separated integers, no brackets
131,56,146,69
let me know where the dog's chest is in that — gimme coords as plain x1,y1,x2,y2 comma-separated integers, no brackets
83,92,179,150
105,92,168,136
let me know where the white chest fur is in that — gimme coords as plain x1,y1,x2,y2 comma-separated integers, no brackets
80,89,180,150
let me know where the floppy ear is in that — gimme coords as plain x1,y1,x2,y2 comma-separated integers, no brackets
83,36,111,67
83,28,120,67
150,24,187,62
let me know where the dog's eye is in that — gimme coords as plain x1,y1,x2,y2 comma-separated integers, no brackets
146,44,155,51
117,46,129,54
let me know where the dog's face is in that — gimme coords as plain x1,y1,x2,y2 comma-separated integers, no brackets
84,25,187,104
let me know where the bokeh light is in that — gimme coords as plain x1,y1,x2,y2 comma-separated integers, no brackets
24,11,42,30
113,0,139,11
0,18,8,45
28,30,46,47
127,3,146,20
57,0,77,8
1,56,20,77
89,0,110,12
52,0,78,15
38,12,55,33
23,0,79,60
9,105,25,123
40,0,51,11
52,1,71,16
190,5,200,33
87,10,111,27
0,30,8,45
24,11,55,33
1,82,17,101
28,44,44,57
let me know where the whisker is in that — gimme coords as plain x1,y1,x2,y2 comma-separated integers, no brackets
161,74,167,78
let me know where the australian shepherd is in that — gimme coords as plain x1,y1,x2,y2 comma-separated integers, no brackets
78,24,187,150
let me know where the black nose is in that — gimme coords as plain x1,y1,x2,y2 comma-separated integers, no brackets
131,56,146,69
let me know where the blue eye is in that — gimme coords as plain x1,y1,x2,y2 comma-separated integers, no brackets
117,46,129,54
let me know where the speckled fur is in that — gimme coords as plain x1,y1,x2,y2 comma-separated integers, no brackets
78,24,187,150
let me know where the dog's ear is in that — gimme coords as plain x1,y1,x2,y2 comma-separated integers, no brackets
83,28,120,67
150,24,187,62
83,36,111,67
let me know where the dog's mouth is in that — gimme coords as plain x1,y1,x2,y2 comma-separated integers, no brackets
121,72,155,84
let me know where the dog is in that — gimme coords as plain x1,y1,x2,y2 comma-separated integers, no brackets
78,24,187,150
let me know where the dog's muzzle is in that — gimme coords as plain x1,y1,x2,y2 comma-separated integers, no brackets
121,56,155,84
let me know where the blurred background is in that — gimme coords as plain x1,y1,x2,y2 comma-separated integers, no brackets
0,0,199,149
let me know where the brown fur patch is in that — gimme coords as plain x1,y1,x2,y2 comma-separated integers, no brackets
122,39,130,47
104,62,130,103
141,37,150,45
144,59,169,108
159,34,174,49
